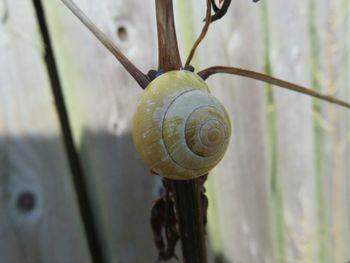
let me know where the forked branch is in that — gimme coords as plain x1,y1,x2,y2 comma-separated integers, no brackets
61,0,150,88
198,66,350,109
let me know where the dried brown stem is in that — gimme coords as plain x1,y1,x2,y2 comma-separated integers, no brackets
198,66,350,109
61,0,150,89
155,0,182,71
185,0,212,66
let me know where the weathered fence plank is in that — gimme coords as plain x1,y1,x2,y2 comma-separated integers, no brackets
0,1,91,263
210,2,274,263
41,0,165,262
267,0,318,262
313,0,350,262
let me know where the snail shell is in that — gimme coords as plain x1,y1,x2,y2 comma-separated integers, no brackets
132,70,231,180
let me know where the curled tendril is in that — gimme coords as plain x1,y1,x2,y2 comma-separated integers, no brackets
211,0,221,12
210,0,231,23
210,0,260,23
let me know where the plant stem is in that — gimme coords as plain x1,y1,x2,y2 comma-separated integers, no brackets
155,0,182,71
198,66,350,110
155,1,207,262
61,0,150,88
172,179,207,263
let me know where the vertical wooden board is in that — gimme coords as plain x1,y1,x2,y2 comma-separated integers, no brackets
345,2,350,260
0,1,91,263
187,2,274,262
313,0,350,261
42,0,166,262
267,0,317,262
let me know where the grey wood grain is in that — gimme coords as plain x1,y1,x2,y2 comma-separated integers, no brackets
267,0,317,262
0,1,91,263
313,0,350,262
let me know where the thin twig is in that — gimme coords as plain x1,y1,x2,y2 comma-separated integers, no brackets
185,0,212,66
198,66,350,110
61,0,150,89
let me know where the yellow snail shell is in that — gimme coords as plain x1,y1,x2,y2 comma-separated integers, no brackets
132,70,231,180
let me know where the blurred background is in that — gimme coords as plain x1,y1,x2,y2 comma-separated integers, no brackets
0,0,349,262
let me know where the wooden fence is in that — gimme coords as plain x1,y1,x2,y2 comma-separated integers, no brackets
0,0,349,262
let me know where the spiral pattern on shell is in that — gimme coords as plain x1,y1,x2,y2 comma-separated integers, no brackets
132,70,231,180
